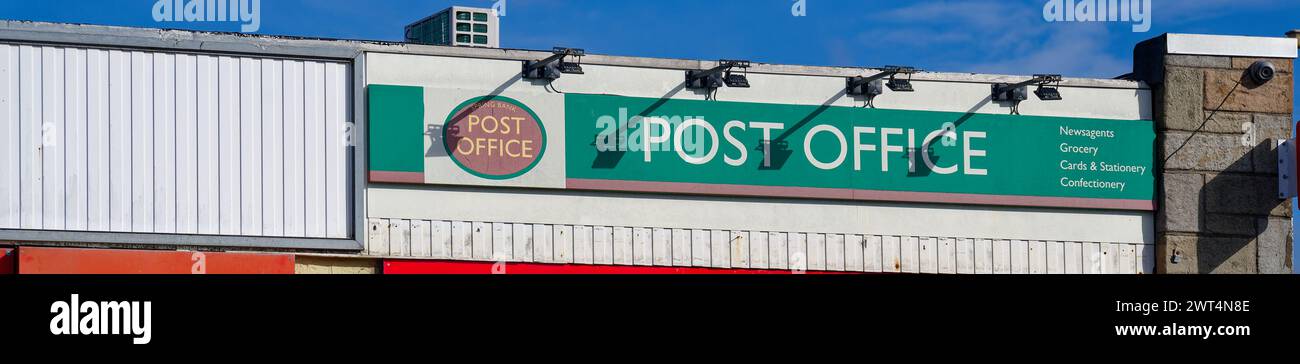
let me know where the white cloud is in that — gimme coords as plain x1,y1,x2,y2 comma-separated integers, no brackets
850,0,1132,78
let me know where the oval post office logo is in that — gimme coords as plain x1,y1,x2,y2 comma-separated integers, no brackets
443,96,547,180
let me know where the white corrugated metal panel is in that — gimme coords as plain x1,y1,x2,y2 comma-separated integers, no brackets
0,43,352,239
367,218,1156,274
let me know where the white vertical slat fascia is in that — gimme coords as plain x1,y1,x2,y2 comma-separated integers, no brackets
259,59,284,236
129,51,153,233
491,222,511,261
1064,241,1083,274
282,60,306,237
365,218,388,256
1119,243,1137,275
451,220,472,259
671,228,690,266
1040,241,1060,273
152,52,176,233
1103,242,1121,275
882,235,902,273
41,46,65,230
390,219,410,257
533,224,553,263
919,237,938,274
768,232,788,270
174,53,197,234
938,237,956,274
608,224,629,263
553,224,574,263
1029,240,1046,274
573,225,594,264
651,227,670,266
1046,241,1065,274
239,57,262,236
691,228,710,267
1010,240,1029,274
749,230,769,270
631,226,650,266
104,49,126,231
806,233,825,271
1138,244,1155,274
1083,242,1102,274
325,62,349,238
974,239,993,274
730,230,749,269
410,219,431,258
471,221,491,260
824,233,844,272
64,48,88,231
0,44,16,228
513,223,533,262
302,61,326,238
0,46,352,240
195,55,220,235
900,236,919,273
789,232,808,272
432,220,452,259
844,234,863,272
19,45,43,230
992,240,1011,274
633,227,652,266
595,227,613,263
711,230,731,269
955,238,974,274
863,235,883,273
217,56,240,235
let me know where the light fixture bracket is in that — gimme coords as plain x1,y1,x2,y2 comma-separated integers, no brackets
846,66,918,107
523,47,586,81
687,60,752,91
992,74,1063,114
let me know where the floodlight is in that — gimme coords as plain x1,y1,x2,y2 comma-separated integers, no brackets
846,66,918,107
992,74,1063,114
724,72,750,88
886,78,913,92
993,74,1062,101
1034,86,1062,101
687,60,751,90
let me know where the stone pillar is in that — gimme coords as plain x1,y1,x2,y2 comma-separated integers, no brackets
1134,34,1296,274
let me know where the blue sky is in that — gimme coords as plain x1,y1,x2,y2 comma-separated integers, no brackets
2,0,1297,269
2,0,1296,78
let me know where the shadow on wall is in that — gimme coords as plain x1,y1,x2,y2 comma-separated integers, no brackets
426,74,529,159
1195,141,1283,273
1193,70,1292,273
590,83,706,169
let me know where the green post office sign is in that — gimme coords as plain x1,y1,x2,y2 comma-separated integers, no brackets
369,86,1155,211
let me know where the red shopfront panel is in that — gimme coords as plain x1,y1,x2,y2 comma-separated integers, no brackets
17,247,295,274
0,248,14,274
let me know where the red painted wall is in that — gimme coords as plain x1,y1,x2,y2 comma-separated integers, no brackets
0,248,14,275
17,247,295,274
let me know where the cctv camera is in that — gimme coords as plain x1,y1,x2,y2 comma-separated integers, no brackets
1248,60,1276,85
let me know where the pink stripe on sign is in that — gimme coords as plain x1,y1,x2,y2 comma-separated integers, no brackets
369,171,425,184
566,179,1155,211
